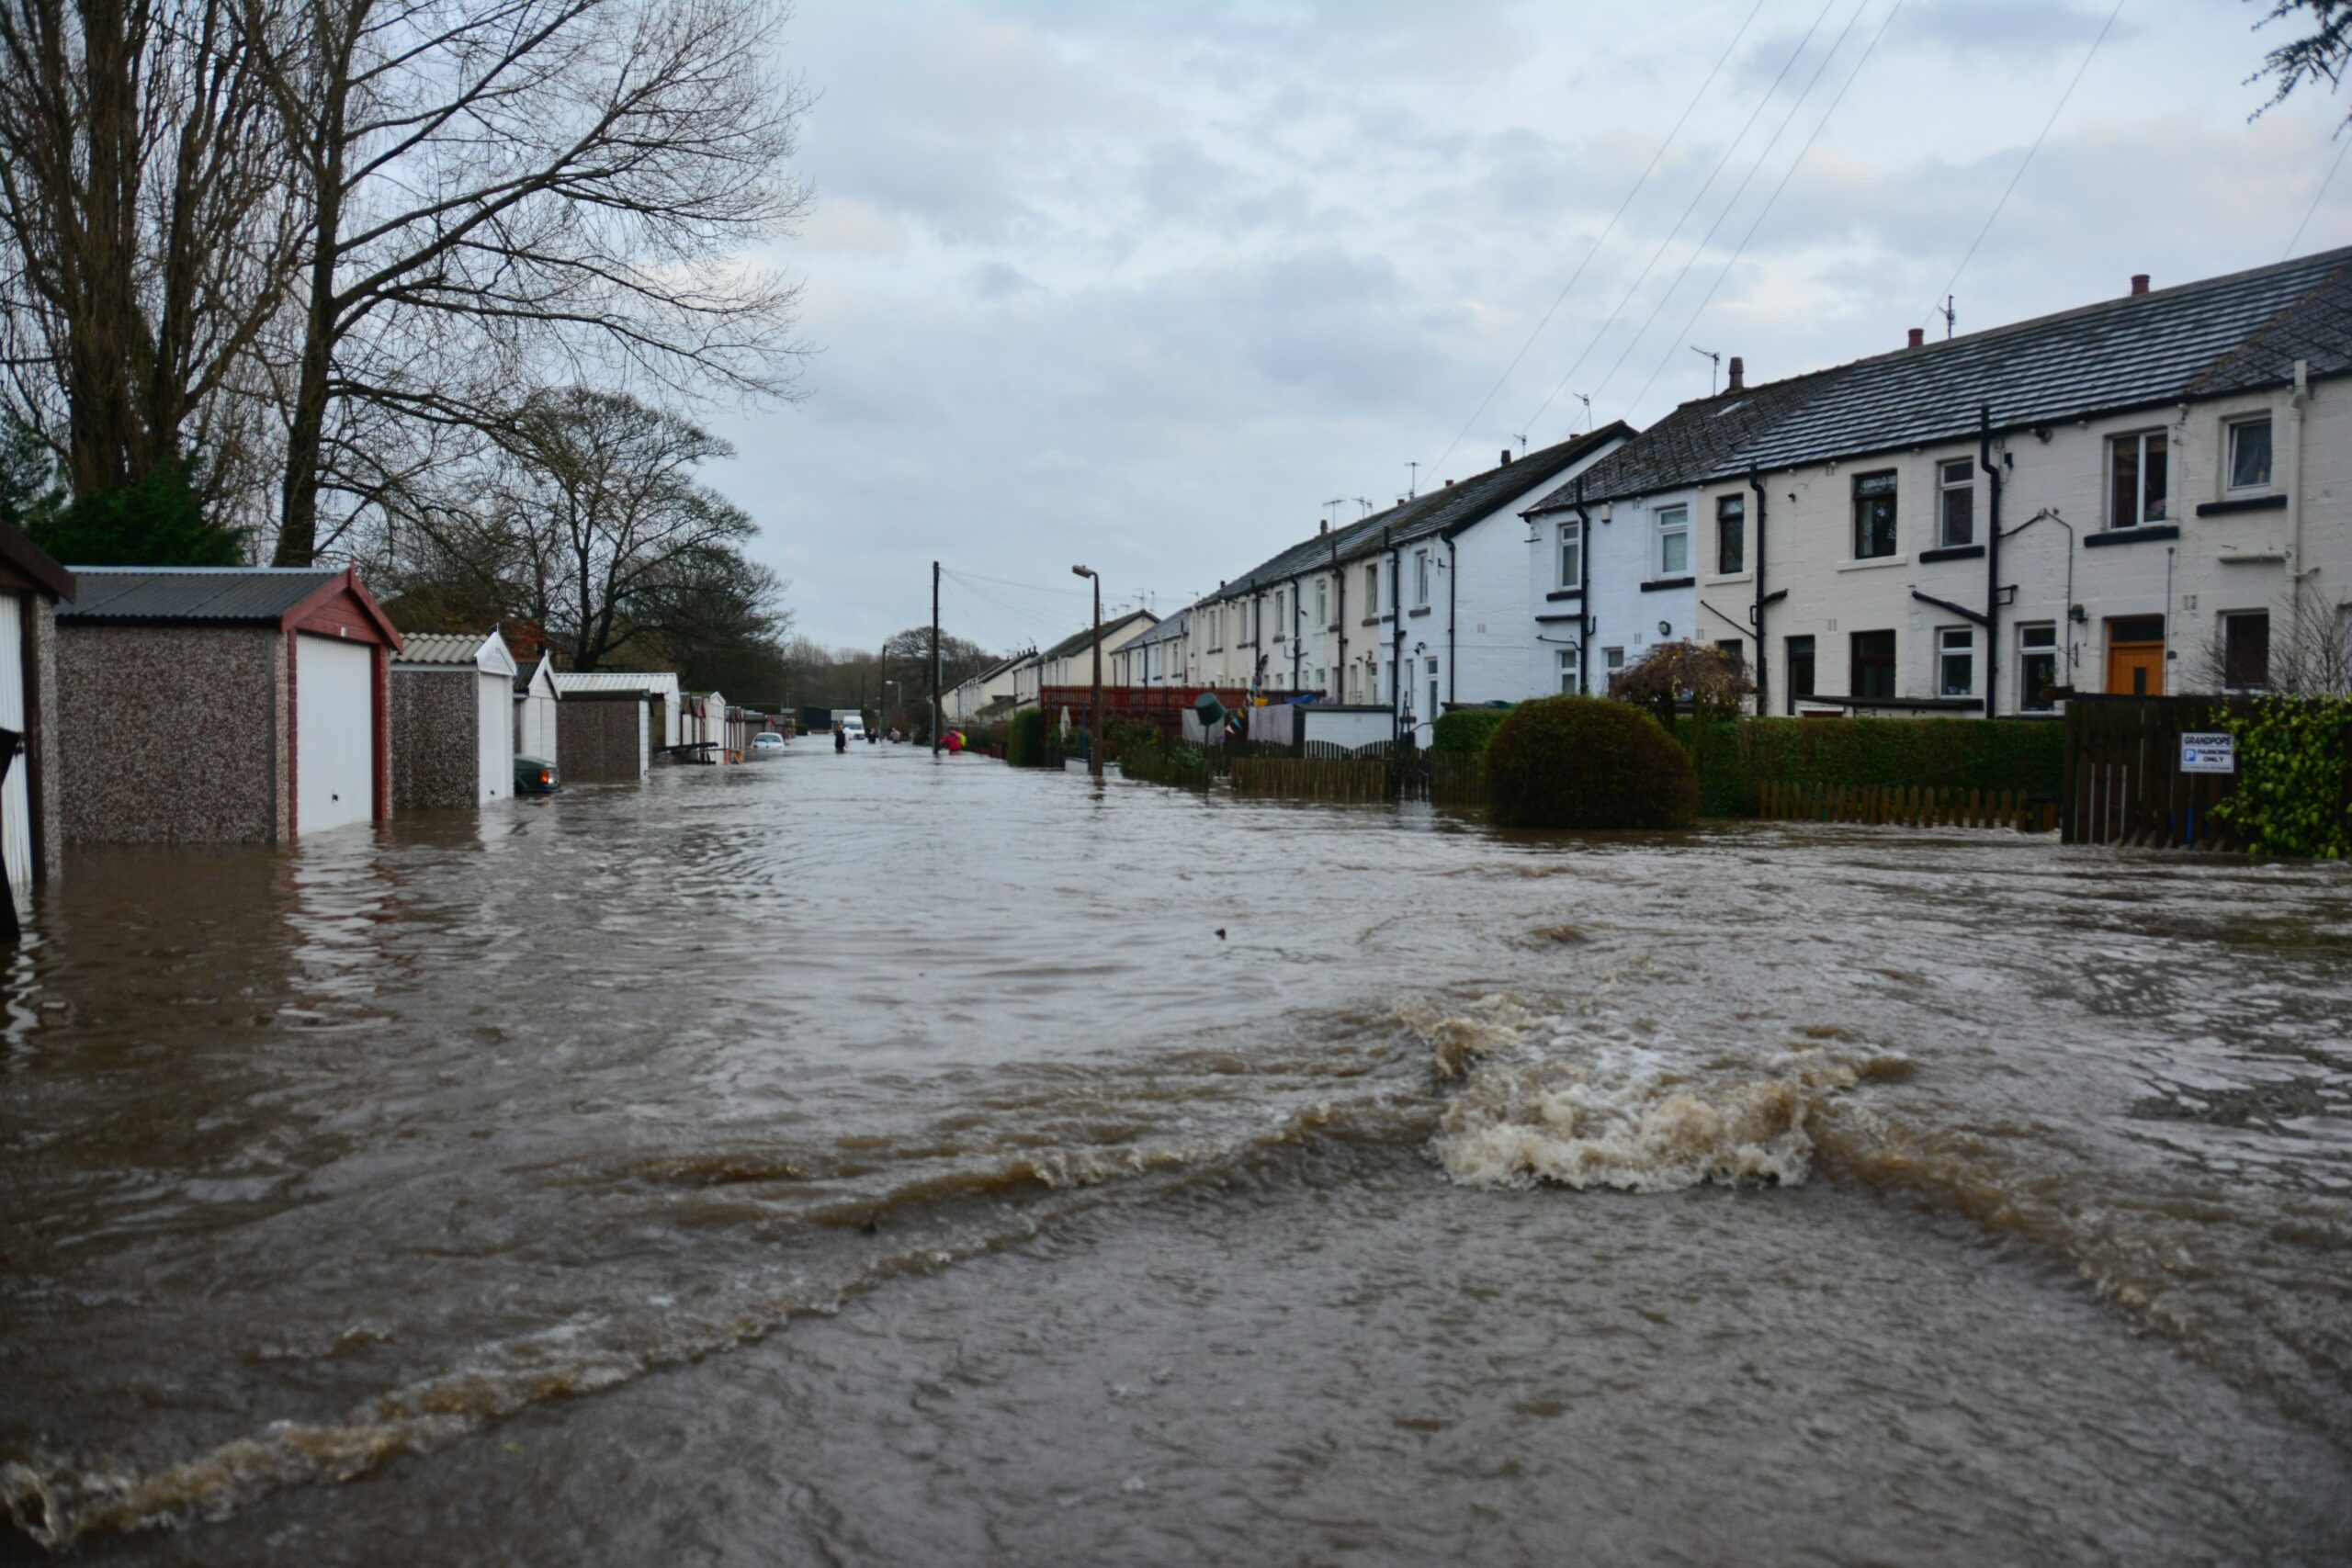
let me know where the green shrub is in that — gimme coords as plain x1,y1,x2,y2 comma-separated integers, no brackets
1007,708,1047,767
1486,696,1697,829
1692,716,2064,816
1431,706,1511,758
2216,696,2352,858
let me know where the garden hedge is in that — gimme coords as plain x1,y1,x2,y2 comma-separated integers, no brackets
1007,708,1048,767
1432,706,1512,758
1486,696,1698,829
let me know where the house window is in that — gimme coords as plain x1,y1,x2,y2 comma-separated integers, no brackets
1715,494,1745,574
1427,658,1439,720
1557,519,1583,590
1602,647,1624,689
1316,666,1327,694
1938,626,1973,696
2109,430,2168,528
2223,611,2271,690
1852,471,1898,558
1713,638,1745,673
2018,624,2058,712
1785,635,1816,714
1274,589,1286,633
1851,629,1896,700
1939,457,1974,547
2227,416,2273,494
1415,550,1431,606
1316,579,1328,626
1363,562,1379,614
1556,646,1580,694
1656,505,1690,577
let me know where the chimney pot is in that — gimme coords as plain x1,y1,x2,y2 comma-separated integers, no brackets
1907,327,1925,349
1500,448,1512,466
1318,519,1328,534
1444,478,1453,487
1727,355,1745,391
2131,274,2150,296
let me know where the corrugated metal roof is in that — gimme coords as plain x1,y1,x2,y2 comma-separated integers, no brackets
391,632,489,667
550,670,681,698
58,567,340,624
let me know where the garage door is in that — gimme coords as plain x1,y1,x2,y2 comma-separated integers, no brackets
477,670,512,802
0,592,28,892
296,634,375,835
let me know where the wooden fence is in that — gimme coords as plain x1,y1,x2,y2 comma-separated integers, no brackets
1227,756,1393,803
2061,695,2253,850
1757,779,2056,832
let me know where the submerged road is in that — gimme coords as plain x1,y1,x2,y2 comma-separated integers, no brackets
4,742,2349,1563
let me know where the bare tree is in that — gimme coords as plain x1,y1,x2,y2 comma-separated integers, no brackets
2249,1,2352,119
1609,639,1756,731
2184,580,2352,696
251,0,812,565
0,0,300,508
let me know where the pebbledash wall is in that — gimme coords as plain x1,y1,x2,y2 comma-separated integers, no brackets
59,626,288,842
390,671,479,809
558,700,648,782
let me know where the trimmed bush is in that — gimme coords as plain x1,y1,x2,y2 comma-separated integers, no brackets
1007,708,1048,767
1432,706,1511,758
1486,696,1698,829
1690,716,2063,816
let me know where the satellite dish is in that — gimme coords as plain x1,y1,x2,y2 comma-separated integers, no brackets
1194,692,1227,729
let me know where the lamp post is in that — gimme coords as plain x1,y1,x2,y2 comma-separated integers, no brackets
1071,564,1102,776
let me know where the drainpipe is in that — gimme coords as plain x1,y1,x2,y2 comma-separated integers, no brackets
1747,469,1770,715
2291,359,2312,584
1332,536,1346,701
1386,526,1405,748
1979,404,2001,719
1572,476,1595,694
1445,536,1458,707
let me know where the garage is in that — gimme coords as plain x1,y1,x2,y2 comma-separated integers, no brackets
298,633,378,834
0,524,74,897
388,630,520,812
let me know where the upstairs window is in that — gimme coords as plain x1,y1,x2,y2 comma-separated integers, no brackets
1557,518,1583,590
2109,430,2167,528
1715,494,1745,574
1656,505,1690,577
1316,578,1329,626
2227,416,2273,494
1273,589,1286,633
1852,471,1898,558
1363,562,1379,613
1415,549,1431,606
1939,457,1974,547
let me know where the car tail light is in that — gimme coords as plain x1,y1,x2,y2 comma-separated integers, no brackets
537,770,551,785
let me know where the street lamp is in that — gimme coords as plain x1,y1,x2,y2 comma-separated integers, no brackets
1071,564,1102,776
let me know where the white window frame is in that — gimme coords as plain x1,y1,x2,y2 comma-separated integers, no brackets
2109,429,2168,529
2225,414,2274,497
1555,646,1580,694
1938,457,1974,547
1414,549,1430,606
1316,578,1328,626
1557,518,1583,590
1937,626,1974,697
2017,622,2058,712
1426,657,1439,720
1655,505,1690,578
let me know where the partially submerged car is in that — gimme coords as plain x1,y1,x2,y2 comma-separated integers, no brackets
748,731,787,757
514,754,560,795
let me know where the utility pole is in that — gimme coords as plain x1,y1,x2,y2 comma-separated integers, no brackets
1072,564,1102,777
931,559,943,753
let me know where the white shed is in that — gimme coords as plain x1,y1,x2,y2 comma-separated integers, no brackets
514,655,559,762
390,630,520,810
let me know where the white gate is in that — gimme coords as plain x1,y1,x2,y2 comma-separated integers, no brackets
0,593,28,891
297,635,375,835
477,670,512,801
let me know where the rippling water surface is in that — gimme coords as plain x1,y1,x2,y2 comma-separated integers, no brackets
4,744,2349,1564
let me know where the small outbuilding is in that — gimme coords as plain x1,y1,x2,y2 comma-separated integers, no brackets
0,523,76,896
514,655,560,762
390,629,519,810
58,566,401,842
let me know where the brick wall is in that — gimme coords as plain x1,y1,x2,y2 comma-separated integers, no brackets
58,625,286,843
558,700,645,782
390,668,480,810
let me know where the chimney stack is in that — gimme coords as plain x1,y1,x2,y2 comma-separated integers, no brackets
1318,518,1329,534
1444,478,1454,487
1727,355,1745,391
1907,327,1925,349
1500,448,1512,466
2131,274,2150,296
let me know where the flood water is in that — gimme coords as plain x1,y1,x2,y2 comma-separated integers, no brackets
4,744,2350,1564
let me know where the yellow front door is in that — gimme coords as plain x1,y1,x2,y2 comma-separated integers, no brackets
2107,641,2165,696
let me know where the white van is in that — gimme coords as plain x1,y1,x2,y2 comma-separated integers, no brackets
837,714,867,741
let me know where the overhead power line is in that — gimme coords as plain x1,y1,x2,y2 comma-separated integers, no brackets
1924,0,2124,328
1520,0,1841,442
1422,0,1769,480
2285,132,2352,259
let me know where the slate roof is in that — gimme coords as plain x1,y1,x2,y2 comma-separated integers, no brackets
59,566,342,623
513,655,548,694
1203,427,1631,603
1042,607,1157,662
1527,243,2352,513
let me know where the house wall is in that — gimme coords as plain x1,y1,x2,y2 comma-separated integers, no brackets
58,625,288,843
390,668,481,810
559,701,648,781
1752,376,2352,713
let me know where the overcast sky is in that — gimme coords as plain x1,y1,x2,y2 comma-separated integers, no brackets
706,0,2352,654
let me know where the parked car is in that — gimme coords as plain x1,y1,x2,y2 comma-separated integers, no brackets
514,754,560,795
748,731,786,757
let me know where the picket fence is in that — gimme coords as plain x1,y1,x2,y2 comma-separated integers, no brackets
1756,779,2056,833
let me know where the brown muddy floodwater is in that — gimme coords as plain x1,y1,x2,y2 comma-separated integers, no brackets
4,743,2351,1565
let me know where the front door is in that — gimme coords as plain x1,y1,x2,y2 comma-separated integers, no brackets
2105,616,2165,696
